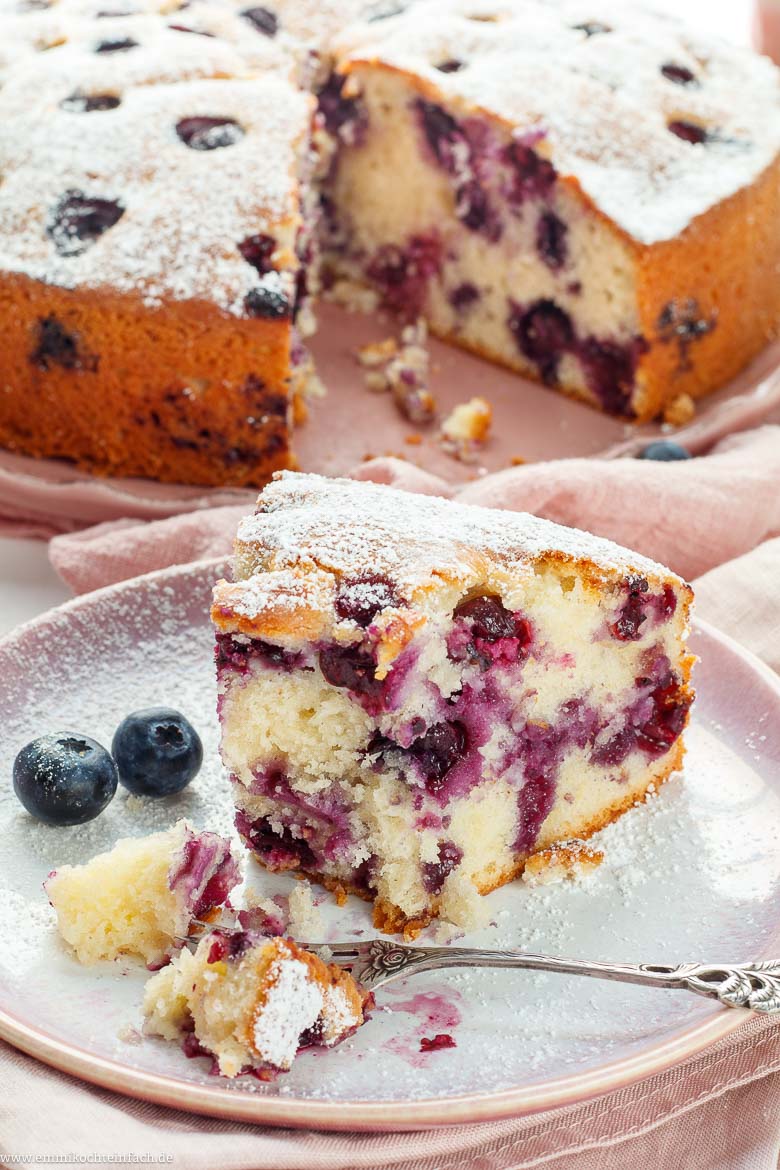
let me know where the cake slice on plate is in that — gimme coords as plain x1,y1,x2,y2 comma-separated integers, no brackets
45,820,240,966
212,471,694,937
143,930,368,1077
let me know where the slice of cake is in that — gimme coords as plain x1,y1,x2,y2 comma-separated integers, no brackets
143,930,368,1077
323,0,780,420
212,471,694,937
45,820,241,965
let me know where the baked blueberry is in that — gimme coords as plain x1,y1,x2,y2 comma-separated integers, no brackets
176,116,244,151
60,92,121,112
636,440,692,461
661,62,697,86
94,36,137,52
47,191,125,257
112,708,203,797
13,734,118,825
238,233,276,275
668,119,708,144
244,285,290,318
241,6,277,36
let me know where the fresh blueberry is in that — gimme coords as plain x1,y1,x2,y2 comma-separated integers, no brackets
636,440,692,462
111,708,203,796
13,734,118,825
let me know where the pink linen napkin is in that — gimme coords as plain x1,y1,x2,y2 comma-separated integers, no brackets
5,422,780,1170
50,424,780,589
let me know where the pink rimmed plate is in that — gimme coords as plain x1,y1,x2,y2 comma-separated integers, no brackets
0,559,778,1130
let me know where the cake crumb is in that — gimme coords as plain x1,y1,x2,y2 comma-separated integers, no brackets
663,392,696,426
117,1024,143,1045
288,881,323,937
433,920,465,945
356,320,435,424
440,396,493,462
522,840,604,887
239,890,288,936
438,872,491,931
329,277,381,314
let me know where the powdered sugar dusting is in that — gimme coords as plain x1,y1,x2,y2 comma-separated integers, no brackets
252,955,324,1068
0,62,312,312
236,471,687,604
336,0,780,244
320,983,360,1044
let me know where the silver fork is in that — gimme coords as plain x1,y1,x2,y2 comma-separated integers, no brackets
188,927,780,1013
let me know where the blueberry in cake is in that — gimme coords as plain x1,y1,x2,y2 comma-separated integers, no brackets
324,0,780,421
0,0,777,483
143,930,368,1076
45,820,240,965
212,471,694,936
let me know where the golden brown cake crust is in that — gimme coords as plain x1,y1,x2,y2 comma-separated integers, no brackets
0,275,294,486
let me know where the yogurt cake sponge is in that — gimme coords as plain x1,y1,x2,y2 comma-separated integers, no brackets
45,820,240,965
212,471,695,937
143,930,368,1077
324,0,780,422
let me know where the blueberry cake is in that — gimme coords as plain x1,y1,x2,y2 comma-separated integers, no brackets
0,0,319,485
212,471,694,936
143,930,368,1076
0,0,777,484
45,820,240,965
324,0,780,421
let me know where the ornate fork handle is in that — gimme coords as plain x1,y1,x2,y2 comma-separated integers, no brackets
330,940,780,1013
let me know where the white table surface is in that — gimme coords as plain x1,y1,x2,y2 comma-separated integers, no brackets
0,1,753,636
1,537,71,635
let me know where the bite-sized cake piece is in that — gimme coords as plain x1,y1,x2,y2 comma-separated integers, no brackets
45,820,241,965
143,930,368,1077
324,0,780,420
212,471,694,937
0,15,318,486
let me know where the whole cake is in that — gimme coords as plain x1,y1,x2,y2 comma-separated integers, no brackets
212,472,694,936
0,0,777,482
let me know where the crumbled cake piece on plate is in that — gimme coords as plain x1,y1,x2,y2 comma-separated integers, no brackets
521,838,604,886
440,395,492,460
212,471,694,937
45,820,240,965
324,0,780,420
143,930,368,1077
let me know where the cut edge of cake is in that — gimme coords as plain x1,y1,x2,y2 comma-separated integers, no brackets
212,471,695,938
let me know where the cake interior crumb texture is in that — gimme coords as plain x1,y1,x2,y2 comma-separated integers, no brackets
44,819,240,965
212,471,695,936
143,931,367,1077
0,0,777,481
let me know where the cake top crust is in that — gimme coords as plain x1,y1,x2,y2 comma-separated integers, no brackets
232,471,687,608
335,0,780,245
0,1,318,312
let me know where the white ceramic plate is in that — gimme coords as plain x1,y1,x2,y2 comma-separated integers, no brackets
1,560,779,1130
